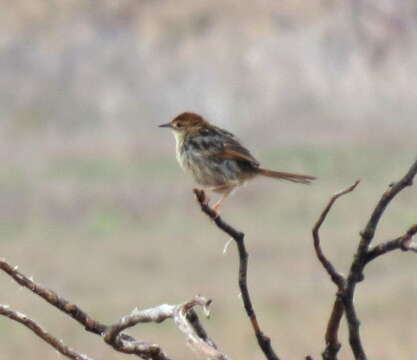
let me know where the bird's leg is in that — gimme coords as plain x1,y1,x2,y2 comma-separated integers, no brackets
212,187,234,213
206,184,231,193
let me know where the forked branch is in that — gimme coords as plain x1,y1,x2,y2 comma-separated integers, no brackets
313,180,360,288
312,180,360,360
313,157,417,360
345,158,417,360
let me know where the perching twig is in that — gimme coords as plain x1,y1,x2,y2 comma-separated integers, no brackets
0,304,93,360
0,258,227,360
193,188,280,360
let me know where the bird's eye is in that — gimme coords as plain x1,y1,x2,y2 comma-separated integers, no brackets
175,122,182,128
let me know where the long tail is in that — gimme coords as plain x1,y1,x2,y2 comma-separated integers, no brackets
257,168,316,184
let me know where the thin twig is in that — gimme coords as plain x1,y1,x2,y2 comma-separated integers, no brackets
313,180,360,288
365,224,417,263
174,296,229,360
359,159,417,251
312,180,360,360
186,309,218,349
0,259,106,336
0,305,93,360
193,188,280,360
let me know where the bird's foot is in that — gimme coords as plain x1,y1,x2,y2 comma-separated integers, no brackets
193,188,220,218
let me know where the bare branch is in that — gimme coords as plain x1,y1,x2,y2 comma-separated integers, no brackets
186,309,218,349
174,296,229,360
344,158,417,360
0,258,227,360
104,295,228,360
322,297,344,360
313,180,360,288
365,224,417,263
193,189,280,360
360,158,417,250
0,259,106,336
313,159,417,360
0,305,93,360
104,304,177,344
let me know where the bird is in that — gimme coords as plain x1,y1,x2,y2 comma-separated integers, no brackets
159,112,316,212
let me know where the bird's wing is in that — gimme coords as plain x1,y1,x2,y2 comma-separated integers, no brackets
193,126,260,167
212,132,260,167
218,143,259,167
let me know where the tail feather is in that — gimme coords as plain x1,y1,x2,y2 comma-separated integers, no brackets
257,168,316,184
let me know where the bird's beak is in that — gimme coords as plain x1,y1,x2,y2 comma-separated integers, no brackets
159,123,172,129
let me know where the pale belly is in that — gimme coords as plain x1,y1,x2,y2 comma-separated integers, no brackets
177,146,254,189
173,131,257,190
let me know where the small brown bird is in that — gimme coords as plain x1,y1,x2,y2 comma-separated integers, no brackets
160,112,315,211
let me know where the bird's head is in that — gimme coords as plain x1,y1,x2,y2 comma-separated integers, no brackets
159,112,208,134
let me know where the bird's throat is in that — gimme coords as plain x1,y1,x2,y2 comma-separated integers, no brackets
173,131,187,170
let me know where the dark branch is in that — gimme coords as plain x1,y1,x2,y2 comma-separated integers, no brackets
0,305,93,360
344,158,417,360
313,159,417,360
365,224,417,263
0,259,106,336
322,296,344,360
193,188,280,360
360,158,417,250
313,180,360,288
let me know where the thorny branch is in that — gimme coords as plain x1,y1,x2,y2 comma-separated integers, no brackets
0,258,228,360
313,157,417,360
193,188,280,360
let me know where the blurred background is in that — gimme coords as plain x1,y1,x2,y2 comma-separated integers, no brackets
1,0,417,359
